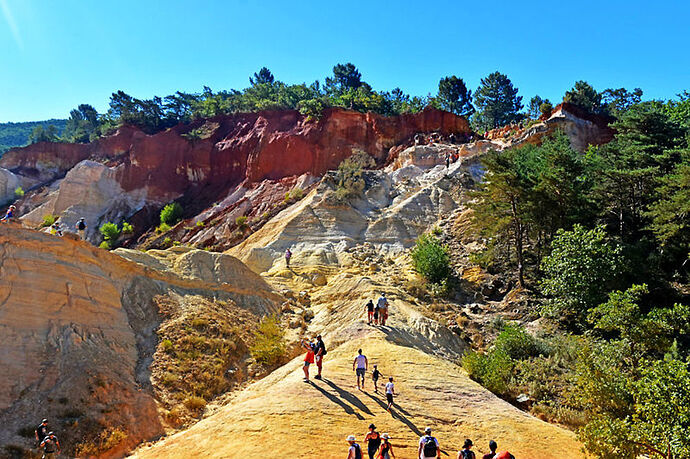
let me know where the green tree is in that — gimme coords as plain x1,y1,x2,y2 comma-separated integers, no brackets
325,63,363,95
160,202,184,225
62,104,100,143
528,95,551,119
28,124,59,143
99,222,122,249
601,87,643,116
540,225,624,328
436,76,474,117
473,71,523,130
410,234,451,284
249,67,275,86
563,80,603,114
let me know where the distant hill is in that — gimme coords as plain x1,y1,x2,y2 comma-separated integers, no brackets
0,119,67,154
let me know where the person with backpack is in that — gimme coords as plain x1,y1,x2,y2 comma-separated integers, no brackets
35,418,49,445
365,299,375,325
76,218,87,240
285,248,292,268
377,293,389,326
364,424,381,459
301,338,315,382
482,440,498,459
385,376,396,412
377,433,396,459
347,435,363,459
314,335,326,380
458,439,476,459
0,205,16,223
39,432,60,458
418,427,440,459
353,349,368,390
372,364,382,393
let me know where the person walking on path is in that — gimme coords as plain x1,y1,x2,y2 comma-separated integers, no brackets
481,440,498,459
40,432,60,459
458,439,476,459
364,424,382,459
314,335,326,380
418,427,440,459
372,364,382,393
76,218,87,240
285,248,292,268
385,377,396,412
377,293,389,326
353,349,368,390
347,435,363,459
35,419,49,446
0,205,16,223
301,338,315,382
366,299,375,325
377,433,396,459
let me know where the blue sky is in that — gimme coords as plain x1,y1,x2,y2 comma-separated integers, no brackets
1,0,689,122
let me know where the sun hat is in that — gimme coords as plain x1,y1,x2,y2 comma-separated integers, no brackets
369,424,376,429
347,435,356,442
382,433,390,439
424,427,432,434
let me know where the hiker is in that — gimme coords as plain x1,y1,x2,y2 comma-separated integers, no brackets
353,348,368,390
0,205,16,223
364,424,381,459
347,435,363,459
494,452,515,459
372,364,382,393
418,427,440,459
39,432,60,459
301,338,315,382
50,222,63,237
481,440,498,459
314,334,326,380
285,248,292,267
35,418,49,445
366,299,375,325
445,153,450,169
76,218,87,239
458,439,476,459
377,433,396,459
377,293,389,326
385,376,395,412
373,300,380,325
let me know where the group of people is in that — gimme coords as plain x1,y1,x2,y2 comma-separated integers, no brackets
301,335,327,381
352,349,396,411
0,204,88,241
34,418,61,458
365,293,389,326
347,427,515,459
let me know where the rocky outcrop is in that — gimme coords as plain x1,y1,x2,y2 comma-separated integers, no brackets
0,226,280,457
0,167,21,205
4,108,471,241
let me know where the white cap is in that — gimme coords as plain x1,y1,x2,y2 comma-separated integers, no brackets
425,427,432,433
347,435,356,441
382,433,390,439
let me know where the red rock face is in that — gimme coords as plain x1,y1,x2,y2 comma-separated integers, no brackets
2,108,471,204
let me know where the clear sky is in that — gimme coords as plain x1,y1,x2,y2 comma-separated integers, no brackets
1,0,689,122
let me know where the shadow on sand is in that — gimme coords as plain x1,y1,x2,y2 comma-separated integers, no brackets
307,380,365,420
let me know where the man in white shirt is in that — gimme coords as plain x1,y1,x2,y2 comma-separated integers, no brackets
346,435,362,459
385,376,395,412
353,349,368,390
418,427,440,459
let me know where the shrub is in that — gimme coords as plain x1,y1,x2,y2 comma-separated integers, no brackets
462,348,513,395
410,234,451,284
494,323,548,360
235,215,248,230
160,202,183,225
284,187,304,204
121,222,133,234
250,315,286,366
99,222,121,242
183,395,206,412
161,339,174,353
196,220,205,227
41,214,58,227
298,97,328,121
156,222,171,233
14,186,24,198
99,241,111,250
334,150,375,202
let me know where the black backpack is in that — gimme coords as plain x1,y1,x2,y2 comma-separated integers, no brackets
353,443,362,459
77,220,86,230
423,436,438,456
43,436,57,453
319,340,327,356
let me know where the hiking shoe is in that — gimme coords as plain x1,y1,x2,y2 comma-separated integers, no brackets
315,375,322,380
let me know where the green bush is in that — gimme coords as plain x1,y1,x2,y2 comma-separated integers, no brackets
494,323,548,360
410,234,451,284
41,214,58,227
462,348,513,395
334,150,375,202
297,97,328,121
121,222,133,234
156,222,171,233
160,202,183,225
284,187,304,204
250,315,286,366
14,186,24,198
235,215,248,230
99,241,111,250
99,222,121,243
